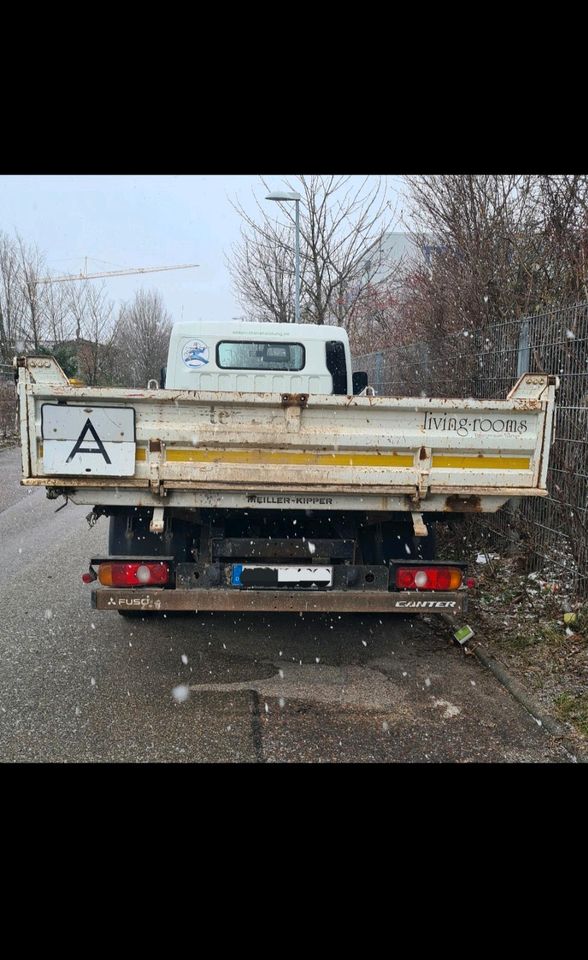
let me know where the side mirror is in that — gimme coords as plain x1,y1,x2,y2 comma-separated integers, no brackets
352,371,368,395
160,366,167,389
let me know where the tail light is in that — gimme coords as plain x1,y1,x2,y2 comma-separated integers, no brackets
98,562,170,587
395,566,463,591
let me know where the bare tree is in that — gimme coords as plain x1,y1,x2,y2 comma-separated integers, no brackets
43,279,76,347
229,223,297,323
111,289,172,387
0,232,120,385
70,283,116,385
15,233,47,350
400,174,588,343
0,230,70,358
227,176,400,329
0,231,26,360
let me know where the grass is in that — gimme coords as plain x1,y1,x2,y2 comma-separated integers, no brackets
501,622,565,651
554,694,588,738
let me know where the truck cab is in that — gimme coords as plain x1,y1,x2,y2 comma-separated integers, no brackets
165,321,354,395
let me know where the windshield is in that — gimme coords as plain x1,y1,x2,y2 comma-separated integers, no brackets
216,341,305,371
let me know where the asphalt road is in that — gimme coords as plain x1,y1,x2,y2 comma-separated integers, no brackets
0,446,571,762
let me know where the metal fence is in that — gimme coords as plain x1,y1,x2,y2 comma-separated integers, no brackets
353,303,588,595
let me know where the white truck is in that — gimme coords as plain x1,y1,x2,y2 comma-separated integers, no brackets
15,320,558,618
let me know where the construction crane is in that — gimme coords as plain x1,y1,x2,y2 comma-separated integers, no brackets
34,260,199,285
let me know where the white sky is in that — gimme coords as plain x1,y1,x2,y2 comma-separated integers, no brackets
0,175,407,323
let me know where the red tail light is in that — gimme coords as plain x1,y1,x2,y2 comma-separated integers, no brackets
395,566,463,591
98,562,170,587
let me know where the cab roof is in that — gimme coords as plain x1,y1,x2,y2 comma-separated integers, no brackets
171,321,349,342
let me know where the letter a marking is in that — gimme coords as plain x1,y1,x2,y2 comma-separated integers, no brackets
66,418,111,464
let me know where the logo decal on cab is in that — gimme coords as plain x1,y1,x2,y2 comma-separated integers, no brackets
182,339,209,368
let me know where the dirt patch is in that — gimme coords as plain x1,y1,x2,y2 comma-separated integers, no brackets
0,380,17,444
0,438,18,451
437,523,588,746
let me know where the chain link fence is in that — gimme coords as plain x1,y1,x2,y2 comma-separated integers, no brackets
353,303,588,595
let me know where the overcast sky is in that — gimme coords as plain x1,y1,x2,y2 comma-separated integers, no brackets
0,175,407,323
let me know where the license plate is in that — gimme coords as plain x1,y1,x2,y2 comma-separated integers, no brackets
231,564,333,588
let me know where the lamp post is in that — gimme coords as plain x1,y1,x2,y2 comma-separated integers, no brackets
265,190,301,324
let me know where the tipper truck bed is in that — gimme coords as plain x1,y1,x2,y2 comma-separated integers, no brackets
15,321,558,618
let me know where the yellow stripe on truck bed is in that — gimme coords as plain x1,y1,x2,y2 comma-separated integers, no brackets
133,448,531,470
164,449,414,467
432,455,530,470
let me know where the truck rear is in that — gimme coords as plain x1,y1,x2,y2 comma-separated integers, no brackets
16,321,558,619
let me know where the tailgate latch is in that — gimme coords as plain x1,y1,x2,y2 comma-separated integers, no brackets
416,445,432,500
148,439,166,496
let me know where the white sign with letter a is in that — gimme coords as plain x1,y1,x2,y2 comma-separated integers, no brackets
41,404,136,476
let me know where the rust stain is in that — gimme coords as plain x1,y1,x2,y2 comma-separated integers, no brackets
444,494,482,512
281,393,309,408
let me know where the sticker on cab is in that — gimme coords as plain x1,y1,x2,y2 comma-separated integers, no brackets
182,339,209,368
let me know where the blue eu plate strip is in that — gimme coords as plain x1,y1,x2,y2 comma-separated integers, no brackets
231,564,243,586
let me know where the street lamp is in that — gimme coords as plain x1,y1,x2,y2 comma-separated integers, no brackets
265,190,301,324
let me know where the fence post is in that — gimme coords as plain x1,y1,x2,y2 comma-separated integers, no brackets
517,319,530,375
374,351,384,394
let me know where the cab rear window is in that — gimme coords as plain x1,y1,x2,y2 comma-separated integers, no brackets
216,341,305,371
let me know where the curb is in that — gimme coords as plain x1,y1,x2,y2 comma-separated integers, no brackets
470,641,588,763
438,614,588,763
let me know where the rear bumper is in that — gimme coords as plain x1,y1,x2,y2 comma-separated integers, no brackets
92,588,467,615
